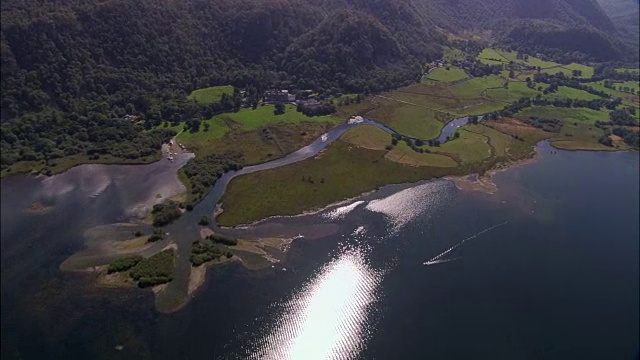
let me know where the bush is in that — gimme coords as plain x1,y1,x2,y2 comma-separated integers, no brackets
598,134,613,147
190,241,224,266
208,233,238,246
152,200,182,227
129,250,175,286
148,228,164,242
108,256,143,273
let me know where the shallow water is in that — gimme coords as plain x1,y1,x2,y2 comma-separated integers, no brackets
1,143,638,359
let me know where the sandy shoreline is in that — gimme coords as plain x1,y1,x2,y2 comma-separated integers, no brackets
447,150,541,194
187,256,236,296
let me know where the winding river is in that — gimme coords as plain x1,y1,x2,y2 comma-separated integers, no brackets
205,115,478,229
148,113,480,311
4,113,478,313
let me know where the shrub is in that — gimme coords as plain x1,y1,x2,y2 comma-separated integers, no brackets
208,233,238,246
148,228,164,242
190,241,224,266
129,250,175,286
108,256,143,273
152,200,182,227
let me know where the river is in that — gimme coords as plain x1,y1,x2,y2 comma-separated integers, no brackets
1,135,638,359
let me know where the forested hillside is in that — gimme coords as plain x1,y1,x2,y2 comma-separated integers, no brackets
0,0,635,172
596,0,640,46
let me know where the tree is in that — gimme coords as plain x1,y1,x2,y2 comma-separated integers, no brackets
509,70,515,78
274,102,285,115
148,228,164,242
598,135,612,147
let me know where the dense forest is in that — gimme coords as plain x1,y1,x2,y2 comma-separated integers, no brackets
1,0,637,171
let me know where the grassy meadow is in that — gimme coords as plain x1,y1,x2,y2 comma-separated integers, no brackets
187,85,234,104
424,67,469,82
216,140,461,226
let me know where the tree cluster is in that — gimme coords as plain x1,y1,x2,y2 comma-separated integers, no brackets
129,250,175,288
207,233,238,246
151,200,182,227
181,151,243,205
190,241,232,267
524,117,563,132
107,256,143,274
533,73,610,98
296,102,337,117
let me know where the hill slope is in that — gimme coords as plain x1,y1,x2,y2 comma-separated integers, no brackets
0,0,636,171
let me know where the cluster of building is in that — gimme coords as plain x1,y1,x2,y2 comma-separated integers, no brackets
264,89,296,103
263,89,315,104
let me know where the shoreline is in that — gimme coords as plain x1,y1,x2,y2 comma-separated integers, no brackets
217,140,552,228
217,189,378,229
447,154,541,194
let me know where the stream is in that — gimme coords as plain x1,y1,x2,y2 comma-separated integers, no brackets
151,113,479,311
205,115,478,229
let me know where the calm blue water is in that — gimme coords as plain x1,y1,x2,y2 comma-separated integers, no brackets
1,144,638,359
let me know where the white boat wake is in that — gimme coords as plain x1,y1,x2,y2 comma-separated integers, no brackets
424,221,508,266
423,257,460,266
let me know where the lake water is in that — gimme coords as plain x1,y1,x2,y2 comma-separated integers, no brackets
1,143,638,359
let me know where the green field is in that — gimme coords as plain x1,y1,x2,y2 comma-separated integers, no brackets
477,48,507,65
217,140,460,226
616,68,640,75
485,82,539,102
451,76,505,98
377,76,506,121
187,85,234,104
385,143,458,167
464,124,514,157
443,47,466,62
486,81,601,103
540,66,573,77
360,96,448,138
340,125,391,150
562,63,594,78
515,106,610,125
174,104,340,158
213,104,340,131
176,117,229,145
552,86,602,100
607,81,639,94
437,129,492,164
585,81,639,107
476,48,595,79
478,48,561,69
424,67,468,82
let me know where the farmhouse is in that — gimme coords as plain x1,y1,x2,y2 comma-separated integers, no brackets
264,90,295,103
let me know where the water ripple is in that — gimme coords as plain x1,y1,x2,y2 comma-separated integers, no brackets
248,248,382,360
365,180,451,232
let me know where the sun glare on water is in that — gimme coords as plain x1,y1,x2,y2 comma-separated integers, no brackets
248,249,381,360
